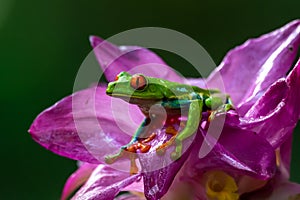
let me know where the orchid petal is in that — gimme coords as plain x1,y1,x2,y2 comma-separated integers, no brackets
207,20,300,116
61,163,98,200
90,36,183,82
186,78,207,88
161,177,198,200
189,126,276,180
267,181,300,200
242,172,300,200
157,126,276,199
142,156,189,200
122,177,144,193
278,134,293,178
29,86,143,163
213,128,276,179
140,115,275,199
135,125,197,200
241,59,300,148
72,165,142,200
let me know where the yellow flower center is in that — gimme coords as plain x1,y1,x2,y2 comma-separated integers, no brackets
209,179,225,192
204,170,239,200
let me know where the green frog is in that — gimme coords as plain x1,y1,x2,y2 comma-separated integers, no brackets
105,71,233,174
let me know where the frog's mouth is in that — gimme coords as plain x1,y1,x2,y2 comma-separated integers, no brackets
106,91,160,106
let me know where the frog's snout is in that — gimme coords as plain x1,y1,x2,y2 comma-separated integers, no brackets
106,82,115,95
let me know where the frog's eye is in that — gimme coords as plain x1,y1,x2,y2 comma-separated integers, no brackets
130,74,147,90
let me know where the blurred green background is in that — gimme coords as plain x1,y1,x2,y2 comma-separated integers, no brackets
0,0,299,199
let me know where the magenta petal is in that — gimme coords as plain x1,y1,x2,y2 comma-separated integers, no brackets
72,165,142,200
191,126,276,179
121,177,144,193
286,59,300,118
242,59,300,148
89,36,183,82
142,155,190,200
243,79,288,119
141,125,276,199
29,86,143,163
267,181,300,200
243,171,300,199
138,128,197,200
185,78,207,88
278,135,293,178
61,163,98,200
214,128,276,179
207,20,300,115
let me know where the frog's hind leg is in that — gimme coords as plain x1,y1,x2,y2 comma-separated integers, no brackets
208,96,234,122
171,100,203,160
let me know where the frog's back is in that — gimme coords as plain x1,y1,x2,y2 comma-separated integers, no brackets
154,79,221,110
191,85,220,95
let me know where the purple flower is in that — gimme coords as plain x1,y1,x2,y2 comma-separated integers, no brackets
29,20,300,200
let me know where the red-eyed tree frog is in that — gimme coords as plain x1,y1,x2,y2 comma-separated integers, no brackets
105,72,233,174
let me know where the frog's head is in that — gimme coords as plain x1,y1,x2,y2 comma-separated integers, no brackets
106,71,172,105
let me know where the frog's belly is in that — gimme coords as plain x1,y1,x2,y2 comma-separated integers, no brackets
137,101,191,118
164,106,189,117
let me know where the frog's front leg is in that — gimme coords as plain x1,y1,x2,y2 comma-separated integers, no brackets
104,117,158,174
105,118,149,162
171,100,203,160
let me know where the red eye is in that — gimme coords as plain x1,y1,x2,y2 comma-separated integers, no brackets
130,74,147,90
115,75,119,81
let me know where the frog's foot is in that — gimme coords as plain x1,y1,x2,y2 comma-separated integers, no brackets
208,110,215,122
128,133,156,153
141,132,156,143
156,135,176,155
171,139,183,160
105,134,157,174
165,125,178,135
208,104,233,122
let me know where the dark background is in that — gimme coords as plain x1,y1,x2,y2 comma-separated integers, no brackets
1,0,299,199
